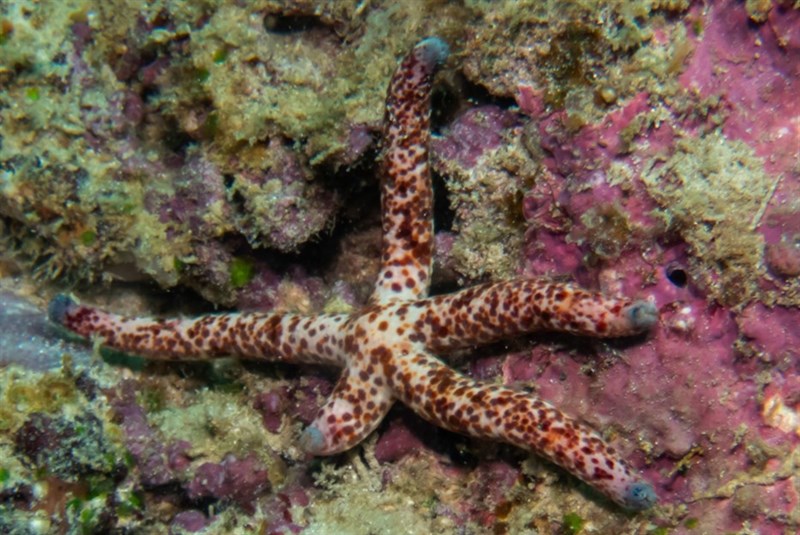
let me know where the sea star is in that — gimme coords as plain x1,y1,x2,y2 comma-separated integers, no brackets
49,37,658,510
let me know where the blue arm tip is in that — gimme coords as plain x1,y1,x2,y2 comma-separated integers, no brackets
624,481,658,510
48,294,76,325
416,37,450,67
299,425,326,455
627,300,658,331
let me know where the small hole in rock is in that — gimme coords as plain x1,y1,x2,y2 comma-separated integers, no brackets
666,265,687,288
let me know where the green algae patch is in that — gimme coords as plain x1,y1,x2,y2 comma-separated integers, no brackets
562,511,585,534
641,130,775,307
24,86,39,101
79,230,97,246
229,256,254,288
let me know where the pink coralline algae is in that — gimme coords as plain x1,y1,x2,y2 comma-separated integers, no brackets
253,375,334,433
680,1,800,176
108,381,193,488
373,411,428,464
14,412,120,482
459,1,800,532
186,454,270,513
416,1,799,531
432,106,518,169
146,153,229,239
170,510,210,533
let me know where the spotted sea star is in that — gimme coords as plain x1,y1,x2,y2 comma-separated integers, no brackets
49,37,658,510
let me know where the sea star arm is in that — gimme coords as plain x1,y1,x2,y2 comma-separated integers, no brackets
48,294,347,366
388,349,657,510
299,367,394,455
408,280,657,353
371,37,449,305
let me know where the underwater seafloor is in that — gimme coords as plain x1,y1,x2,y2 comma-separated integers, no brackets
1,0,799,534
